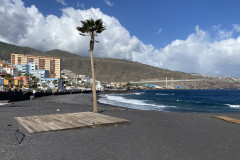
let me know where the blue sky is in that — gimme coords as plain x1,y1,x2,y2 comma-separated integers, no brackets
1,0,240,77
21,0,240,48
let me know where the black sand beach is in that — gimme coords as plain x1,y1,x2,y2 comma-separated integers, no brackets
1,93,240,160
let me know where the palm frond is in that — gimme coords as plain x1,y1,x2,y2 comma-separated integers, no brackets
76,18,106,36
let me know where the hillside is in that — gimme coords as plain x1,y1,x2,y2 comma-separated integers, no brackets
0,41,240,89
61,58,204,82
0,42,43,60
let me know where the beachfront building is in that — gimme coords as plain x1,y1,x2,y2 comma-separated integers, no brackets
108,82,127,89
13,61,59,89
3,78,14,87
41,78,63,90
3,66,18,77
0,65,6,87
30,70,50,84
29,62,37,72
14,76,25,88
13,64,30,76
96,81,104,91
15,76,27,87
0,62,7,68
11,53,61,78
0,62,28,88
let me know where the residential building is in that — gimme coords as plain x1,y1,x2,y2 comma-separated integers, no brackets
14,76,27,87
0,62,7,68
11,53,61,78
3,77,14,87
29,62,37,72
96,81,104,91
0,66,7,77
3,66,18,77
41,78,63,90
13,64,30,76
31,70,50,84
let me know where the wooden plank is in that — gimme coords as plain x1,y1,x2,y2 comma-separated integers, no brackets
29,116,51,132
15,112,130,133
56,114,81,127
25,116,49,132
211,116,240,124
14,117,38,133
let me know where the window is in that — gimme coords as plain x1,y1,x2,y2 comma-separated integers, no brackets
11,55,15,65
18,57,21,65
39,59,45,69
27,58,34,63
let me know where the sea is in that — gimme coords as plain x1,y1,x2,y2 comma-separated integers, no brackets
98,89,240,113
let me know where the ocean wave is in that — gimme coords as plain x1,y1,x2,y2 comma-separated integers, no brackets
227,104,240,108
155,93,169,96
134,92,144,95
98,94,173,111
105,95,161,107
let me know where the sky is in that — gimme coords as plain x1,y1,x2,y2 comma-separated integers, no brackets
1,0,240,77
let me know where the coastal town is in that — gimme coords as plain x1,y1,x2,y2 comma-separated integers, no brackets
0,53,180,93
0,53,110,93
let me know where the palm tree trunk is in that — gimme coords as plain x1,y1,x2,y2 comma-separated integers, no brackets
90,35,98,113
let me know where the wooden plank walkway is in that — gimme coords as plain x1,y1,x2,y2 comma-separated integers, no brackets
212,116,240,125
15,112,130,133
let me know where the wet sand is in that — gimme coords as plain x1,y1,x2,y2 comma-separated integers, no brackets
1,93,240,160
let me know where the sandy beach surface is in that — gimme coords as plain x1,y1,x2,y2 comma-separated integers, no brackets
1,93,240,160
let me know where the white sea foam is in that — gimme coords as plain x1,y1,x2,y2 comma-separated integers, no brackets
134,92,144,95
155,93,169,96
227,104,240,108
98,94,173,111
105,95,160,107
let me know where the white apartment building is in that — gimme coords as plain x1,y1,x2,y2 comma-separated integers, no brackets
3,66,18,77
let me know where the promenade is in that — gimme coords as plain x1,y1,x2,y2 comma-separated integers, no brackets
1,93,240,160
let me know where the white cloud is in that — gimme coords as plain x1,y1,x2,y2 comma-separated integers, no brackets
104,0,114,7
0,0,31,43
155,28,162,35
56,0,66,6
212,25,232,40
1,0,240,77
155,26,240,77
76,1,85,9
233,24,240,32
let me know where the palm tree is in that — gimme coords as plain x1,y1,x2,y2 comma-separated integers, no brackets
76,18,106,113
18,70,22,76
42,83,47,89
53,80,58,89
31,76,39,89
24,73,32,88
